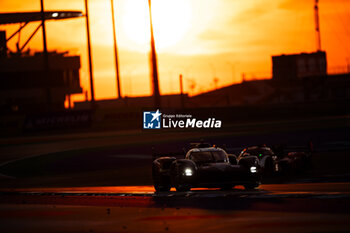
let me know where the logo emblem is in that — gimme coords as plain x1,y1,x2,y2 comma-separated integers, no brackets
143,109,162,129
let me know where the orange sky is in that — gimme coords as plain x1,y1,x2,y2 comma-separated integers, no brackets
0,0,350,102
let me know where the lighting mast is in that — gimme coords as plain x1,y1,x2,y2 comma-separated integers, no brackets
111,0,122,99
315,0,322,51
84,0,95,104
40,0,52,109
147,0,161,108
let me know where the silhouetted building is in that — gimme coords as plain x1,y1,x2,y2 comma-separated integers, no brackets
0,11,84,114
272,51,327,83
186,49,348,106
0,31,82,113
0,31,6,57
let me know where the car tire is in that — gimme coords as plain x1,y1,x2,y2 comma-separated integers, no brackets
263,158,274,177
171,164,191,192
152,166,171,192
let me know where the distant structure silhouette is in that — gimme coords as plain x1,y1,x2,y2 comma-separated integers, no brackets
272,51,327,84
0,10,83,113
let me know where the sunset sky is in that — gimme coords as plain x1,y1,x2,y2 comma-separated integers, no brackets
0,0,350,101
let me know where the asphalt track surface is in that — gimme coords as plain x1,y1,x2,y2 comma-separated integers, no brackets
1,182,350,196
1,182,350,233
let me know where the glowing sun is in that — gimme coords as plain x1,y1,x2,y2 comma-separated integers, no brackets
121,0,192,49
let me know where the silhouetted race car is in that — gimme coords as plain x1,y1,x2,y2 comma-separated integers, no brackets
238,146,278,176
239,145,312,176
277,151,312,174
152,145,261,192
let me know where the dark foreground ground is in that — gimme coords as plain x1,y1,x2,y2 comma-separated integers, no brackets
1,183,350,233
0,115,349,232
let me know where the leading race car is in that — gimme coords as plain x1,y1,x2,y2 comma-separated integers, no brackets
152,144,261,192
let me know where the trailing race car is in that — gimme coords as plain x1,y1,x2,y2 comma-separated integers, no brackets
152,145,261,192
238,146,278,176
277,151,312,174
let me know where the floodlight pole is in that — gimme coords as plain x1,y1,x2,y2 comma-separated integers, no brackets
314,0,322,51
148,0,161,108
40,0,52,109
111,0,122,99
40,0,48,60
179,74,185,108
84,0,95,104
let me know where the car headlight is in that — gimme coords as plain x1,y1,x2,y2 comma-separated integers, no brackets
184,168,193,176
250,166,257,173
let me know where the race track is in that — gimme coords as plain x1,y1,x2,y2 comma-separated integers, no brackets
1,182,350,233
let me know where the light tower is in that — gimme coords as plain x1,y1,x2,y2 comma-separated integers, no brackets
110,0,122,99
84,0,95,105
147,0,161,108
314,0,322,51
40,0,51,109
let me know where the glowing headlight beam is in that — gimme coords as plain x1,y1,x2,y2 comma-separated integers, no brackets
250,166,257,173
184,168,193,176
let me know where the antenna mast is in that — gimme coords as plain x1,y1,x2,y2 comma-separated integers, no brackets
314,0,322,51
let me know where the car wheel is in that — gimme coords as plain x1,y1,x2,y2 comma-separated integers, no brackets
171,165,191,192
152,166,171,192
263,158,274,177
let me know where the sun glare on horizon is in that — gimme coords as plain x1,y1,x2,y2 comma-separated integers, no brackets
120,0,192,50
